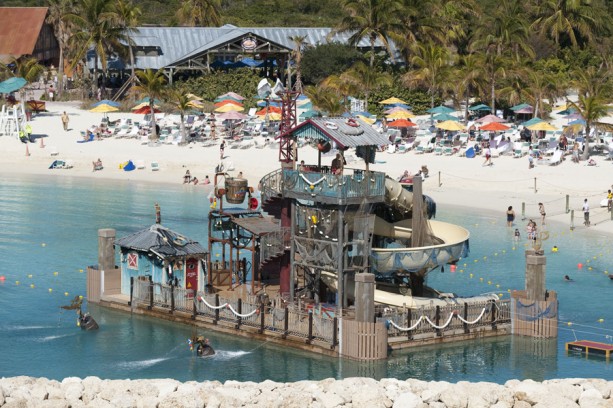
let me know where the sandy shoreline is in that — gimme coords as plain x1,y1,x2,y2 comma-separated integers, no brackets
3,100,613,235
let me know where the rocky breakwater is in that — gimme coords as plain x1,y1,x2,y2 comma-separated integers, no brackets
0,376,611,407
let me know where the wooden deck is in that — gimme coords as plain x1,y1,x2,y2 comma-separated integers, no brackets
566,340,613,359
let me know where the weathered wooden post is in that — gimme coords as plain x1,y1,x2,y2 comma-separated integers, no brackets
354,273,375,323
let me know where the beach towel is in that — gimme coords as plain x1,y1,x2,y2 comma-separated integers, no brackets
465,147,476,158
123,160,136,171
77,132,95,143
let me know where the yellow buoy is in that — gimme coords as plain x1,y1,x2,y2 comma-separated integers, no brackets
53,272,59,276
48,288,52,293
15,281,20,285
30,284,35,288
567,322,572,326
598,318,604,323
79,295,83,300
28,274,32,278
494,253,498,256
496,284,500,288
487,280,492,285
502,250,506,253
463,263,467,267
79,269,84,273
469,274,473,278
483,256,487,260
479,277,484,281
64,292,69,296
512,247,516,251
41,243,46,247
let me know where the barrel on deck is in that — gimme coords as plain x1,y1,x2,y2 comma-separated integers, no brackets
225,178,249,204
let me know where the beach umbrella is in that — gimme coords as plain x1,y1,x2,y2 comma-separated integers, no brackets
557,107,577,115
386,110,415,119
379,97,407,105
564,112,583,120
132,101,160,110
432,113,459,121
299,110,321,119
133,106,161,114
90,103,119,113
356,115,376,124
427,105,454,114
0,77,27,94
569,119,586,126
215,104,244,112
256,106,282,116
384,106,410,114
266,112,282,121
514,106,534,114
187,100,204,109
214,100,243,108
469,103,491,111
479,122,510,131
256,100,281,107
92,99,120,108
388,119,417,128
217,111,248,120
475,114,505,123
527,122,557,131
296,98,312,106
522,117,543,127
435,120,465,131
135,97,162,105
215,91,245,101
510,103,531,112
186,93,203,101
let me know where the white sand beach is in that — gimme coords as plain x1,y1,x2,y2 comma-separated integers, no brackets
2,99,612,235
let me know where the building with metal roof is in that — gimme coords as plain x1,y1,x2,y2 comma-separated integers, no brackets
0,7,59,65
115,224,208,295
89,24,400,77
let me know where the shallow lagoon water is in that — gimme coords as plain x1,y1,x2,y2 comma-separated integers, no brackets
0,174,611,382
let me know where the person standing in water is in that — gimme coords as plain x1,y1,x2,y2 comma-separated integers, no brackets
538,203,546,225
506,206,515,227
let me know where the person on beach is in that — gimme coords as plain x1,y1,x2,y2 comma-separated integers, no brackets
220,141,225,159
237,171,243,179
483,147,492,166
514,229,520,241
331,153,345,175
506,206,515,227
92,158,103,171
183,170,191,184
203,175,210,185
192,177,199,185
61,111,69,131
572,143,580,163
583,198,590,226
539,203,546,225
607,189,612,212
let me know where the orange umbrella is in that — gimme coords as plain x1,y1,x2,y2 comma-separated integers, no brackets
214,100,243,108
133,106,161,114
479,122,510,131
388,118,416,128
256,106,282,116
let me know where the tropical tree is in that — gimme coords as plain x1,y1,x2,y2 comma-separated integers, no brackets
531,0,610,49
115,0,141,91
303,85,345,116
338,61,391,111
133,69,167,140
7,57,45,101
454,54,485,119
46,0,75,98
167,90,192,145
403,42,451,109
67,0,127,95
177,0,222,27
334,0,404,67
288,35,307,93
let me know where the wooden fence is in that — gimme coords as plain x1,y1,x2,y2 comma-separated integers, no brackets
511,291,558,338
341,320,387,360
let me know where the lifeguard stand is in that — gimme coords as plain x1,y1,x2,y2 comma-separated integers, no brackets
0,104,26,138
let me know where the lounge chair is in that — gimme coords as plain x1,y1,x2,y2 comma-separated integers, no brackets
543,150,563,166
135,160,146,170
150,162,160,171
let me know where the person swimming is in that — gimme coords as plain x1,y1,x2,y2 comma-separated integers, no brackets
564,275,573,282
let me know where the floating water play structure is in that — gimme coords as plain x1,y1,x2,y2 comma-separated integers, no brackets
85,89,558,360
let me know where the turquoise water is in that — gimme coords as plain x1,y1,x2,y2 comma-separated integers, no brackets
0,174,612,383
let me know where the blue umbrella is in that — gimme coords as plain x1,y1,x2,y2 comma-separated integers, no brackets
0,77,27,94
469,103,491,111
92,99,120,108
432,113,459,121
510,103,531,111
427,105,454,114
135,97,162,105
522,117,543,127
569,119,586,126
232,57,263,68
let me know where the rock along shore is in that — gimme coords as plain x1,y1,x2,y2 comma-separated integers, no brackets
0,376,611,408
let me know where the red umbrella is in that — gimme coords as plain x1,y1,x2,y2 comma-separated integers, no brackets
256,106,282,116
214,100,243,108
133,106,161,114
387,118,417,128
480,122,510,131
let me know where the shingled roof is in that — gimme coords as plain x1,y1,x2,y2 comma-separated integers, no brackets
116,224,207,260
292,117,391,148
0,7,48,61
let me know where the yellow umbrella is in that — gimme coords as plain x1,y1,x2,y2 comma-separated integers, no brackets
187,100,204,109
527,122,558,131
186,93,203,101
215,104,244,112
435,120,465,131
356,115,376,124
380,97,407,105
264,112,282,121
89,104,119,113
386,110,415,119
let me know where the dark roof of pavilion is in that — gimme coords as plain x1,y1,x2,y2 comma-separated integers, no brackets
116,224,207,259
292,117,391,148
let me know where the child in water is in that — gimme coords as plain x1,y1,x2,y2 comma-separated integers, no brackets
513,229,520,241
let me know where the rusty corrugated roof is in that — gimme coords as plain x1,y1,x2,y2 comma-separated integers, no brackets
0,7,48,59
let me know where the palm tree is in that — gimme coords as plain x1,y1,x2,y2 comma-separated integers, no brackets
133,69,167,141
167,89,191,144
403,42,451,109
46,0,75,98
303,85,345,116
339,61,391,111
334,0,404,67
454,54,485,120
8,57,45,101
115,0,141,93
67,0,126,95
531,0,609,48
177,0,222,27
288,35,307,93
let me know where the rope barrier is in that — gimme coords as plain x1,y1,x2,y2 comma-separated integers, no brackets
387,306,488,331
198,296,258,318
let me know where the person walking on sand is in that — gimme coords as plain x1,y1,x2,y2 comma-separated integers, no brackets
219,141,225,160
607,189,612,212
539,203,546,225
61,111,69,131
583,198,590,226
483,146,492,166
506,206,515,227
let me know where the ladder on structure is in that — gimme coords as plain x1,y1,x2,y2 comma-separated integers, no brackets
0,104,26,138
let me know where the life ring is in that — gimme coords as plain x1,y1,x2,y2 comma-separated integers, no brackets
324,121,338,130
249,197,259,210
317,141,331,153
346,118,359,127
173,236,188,246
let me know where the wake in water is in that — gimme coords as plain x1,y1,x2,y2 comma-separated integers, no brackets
35,332,79,342
2,324,57,331
208,350,251,360
116,357,172,370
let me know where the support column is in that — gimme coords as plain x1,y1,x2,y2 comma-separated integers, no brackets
337,207,345,311
354,273,375,322
525,249,546,301
98,228,116,272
